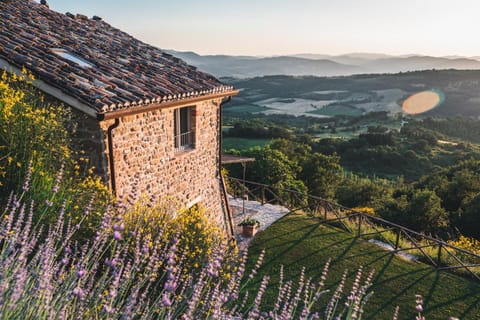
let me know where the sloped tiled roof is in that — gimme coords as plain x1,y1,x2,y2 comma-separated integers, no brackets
0,0,235,116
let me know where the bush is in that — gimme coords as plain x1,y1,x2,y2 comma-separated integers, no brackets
0,68,110,237
122,198,232,277
377,189,448,234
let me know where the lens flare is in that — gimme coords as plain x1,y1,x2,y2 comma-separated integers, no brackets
402,90,444,115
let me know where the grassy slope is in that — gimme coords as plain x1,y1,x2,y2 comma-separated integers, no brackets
245,213,480,319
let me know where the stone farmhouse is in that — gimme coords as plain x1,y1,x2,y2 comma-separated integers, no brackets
0,0,239,235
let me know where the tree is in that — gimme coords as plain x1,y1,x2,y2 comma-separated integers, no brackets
457,193,480,238
377,189,448,234
301,153,342,199
242,146,307,196
336,178,389,208
269,138,311,164
443,169,480,212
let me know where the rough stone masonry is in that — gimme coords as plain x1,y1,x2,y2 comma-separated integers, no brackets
69,97,229,232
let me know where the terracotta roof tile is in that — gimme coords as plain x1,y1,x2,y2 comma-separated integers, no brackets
0,0,235,115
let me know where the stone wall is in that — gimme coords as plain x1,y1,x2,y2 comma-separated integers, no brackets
69,108,109,181
99,98,228,230
43,90,230,235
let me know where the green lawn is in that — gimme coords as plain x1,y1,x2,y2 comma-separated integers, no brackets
245,213,480,319
222,137,271,150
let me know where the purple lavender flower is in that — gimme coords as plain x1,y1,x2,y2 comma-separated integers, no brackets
105,258,117,268
11,268,27,305
164,281,177,292
72,287,84,298
162,293,172,307
52,163,64,193
103,305,114,314
83,195,95,217
113,223,125,231
22,160,33,192
113,231,122,241
249,249,265,279
163,239,179,293
77,269,86,278
392,306,400,320
248,275,270,319
109,288,117,298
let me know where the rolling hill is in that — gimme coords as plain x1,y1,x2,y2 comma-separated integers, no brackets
222,70,480,118
167,50,480,78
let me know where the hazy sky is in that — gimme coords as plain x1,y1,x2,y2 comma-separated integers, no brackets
42,0,480,57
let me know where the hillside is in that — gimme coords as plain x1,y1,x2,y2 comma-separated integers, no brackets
167,50,480,78
223,70,480,118
246,213,480,319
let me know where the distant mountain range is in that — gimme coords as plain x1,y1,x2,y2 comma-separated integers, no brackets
166,50,480,78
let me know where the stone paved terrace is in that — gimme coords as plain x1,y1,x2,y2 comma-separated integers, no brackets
228,196,290,250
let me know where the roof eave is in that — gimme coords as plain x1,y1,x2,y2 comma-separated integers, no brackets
98,89,240,121
0,57,98,118
1,57,239,122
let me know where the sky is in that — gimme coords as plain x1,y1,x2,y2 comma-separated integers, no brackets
41,0,480,57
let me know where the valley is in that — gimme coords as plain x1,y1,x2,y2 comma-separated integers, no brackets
224,70,480,118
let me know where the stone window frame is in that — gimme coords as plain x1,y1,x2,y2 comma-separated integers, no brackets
174,105,196,152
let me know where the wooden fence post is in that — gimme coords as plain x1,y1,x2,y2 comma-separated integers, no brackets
394,229,400,251
357,215,362,237
437,243,442,268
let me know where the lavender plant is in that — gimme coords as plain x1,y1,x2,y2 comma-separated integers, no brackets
1,184,453,319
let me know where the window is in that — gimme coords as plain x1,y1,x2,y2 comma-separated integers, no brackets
174,106,195,152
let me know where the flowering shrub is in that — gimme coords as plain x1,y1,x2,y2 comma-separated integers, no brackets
350,207,376,216
122,199,232,278
448,235,480,255
0,69,69,195
0,68,110,236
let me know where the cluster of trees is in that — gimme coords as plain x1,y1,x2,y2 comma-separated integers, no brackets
224,120,292,139
225,118,480,240
419,117,480,144
223,114,334,138
228,140,342,201
314,122,479,181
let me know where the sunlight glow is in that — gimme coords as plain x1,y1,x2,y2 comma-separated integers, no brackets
402,90,444,115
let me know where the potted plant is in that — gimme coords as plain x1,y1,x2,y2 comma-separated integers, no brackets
238,218,260,237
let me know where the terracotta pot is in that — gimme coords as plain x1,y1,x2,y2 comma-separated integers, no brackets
241,225,257,237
